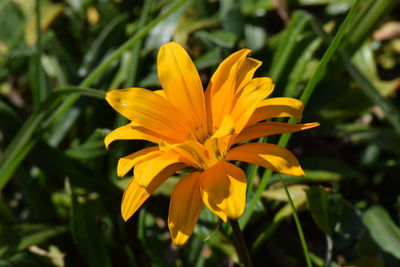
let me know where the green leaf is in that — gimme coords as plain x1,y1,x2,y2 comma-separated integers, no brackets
269,10,312,83
0,224,67,258
270,157,362,183
244,24,267,51
0,87,105,190
66,129,109,160
0,100,22,142
306,186,333,236
309,17,400,134
70,193,112,267
0,252,44,267
362,206,400,260
242,0,362,228
0,0,188,192
333,125,400,155
195,30,238,48
0,196,17,225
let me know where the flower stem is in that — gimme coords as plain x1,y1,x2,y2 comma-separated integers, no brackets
229,220,253,267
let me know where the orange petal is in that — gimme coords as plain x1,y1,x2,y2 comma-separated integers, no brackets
231,77,274,133
205,48,251,132
234,122,320,144
168,172,203,246
160,139,211,169
199,161,246,221
104,124,165,149
226,143,304,176
121,164,184,221
157,42,207,140
134,152,187,187
247,97,304,125
206,48,251,95
210,115,235,139
235,58,262,91
105,88,192,143
117,146,160,177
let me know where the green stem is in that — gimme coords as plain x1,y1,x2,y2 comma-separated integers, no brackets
280,177,312,267
229,220,253,267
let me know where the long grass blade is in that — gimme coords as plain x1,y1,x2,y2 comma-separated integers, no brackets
309,17,400,134
0,0,187,190
280,176,312,267
241,0,362,228
0,87,104,190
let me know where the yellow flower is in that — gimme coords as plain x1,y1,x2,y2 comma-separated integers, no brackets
105,42,319,246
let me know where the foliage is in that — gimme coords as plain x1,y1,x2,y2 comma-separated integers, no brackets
0,0,399,266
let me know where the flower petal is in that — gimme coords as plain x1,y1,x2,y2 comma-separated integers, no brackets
210,115,235,139
235,58,262,91
160,139,211,169
199,161,246,221
121,164,184,221
134,152,188,187
247,97,304,125
117,146,160,177
205,48,251,132
157,42,207,140
234,122,320,144
206,48,251,96
106,88,192,142
168,172,203,246
231,77,274,133
104,124,165,149
226,143,304,176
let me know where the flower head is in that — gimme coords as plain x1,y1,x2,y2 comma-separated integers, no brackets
105,42,319,246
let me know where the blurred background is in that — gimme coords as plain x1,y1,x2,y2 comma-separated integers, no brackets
0,0,399,266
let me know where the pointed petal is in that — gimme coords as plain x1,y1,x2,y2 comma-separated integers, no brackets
104,124,165,149
234,122,320,144
235,58,262,91
226,143,304,176
247,97,304,125
231,77,274,133
117,146,160,177
206,48,252,96
199,161,246,221
121,164,184,221
157,42,207,140
160,139,211,169
134,152,187,187
205,49,251,131
106,88,191,142
168,172,203,246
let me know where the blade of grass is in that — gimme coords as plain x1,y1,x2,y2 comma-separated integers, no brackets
109,0,152,89
78,13,128,78
244,10,311,205
284,37,323,97
31,0,47,108
0,87,104,190
268,11,312,84
47,0,189,144
241,0,362,228
124,0,152,87
279,176,312,267
309,17,400,134
0,0,187,190
343,0,395,56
